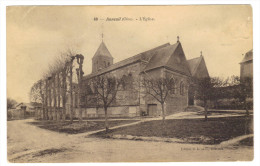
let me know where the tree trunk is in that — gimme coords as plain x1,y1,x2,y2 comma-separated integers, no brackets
49,78,53,120
57,72,61,121
53,74,57,121
161,102,166,125
77,71,82,123
104,107,109,133
76,55,84,123
69,64,73,123
244,99,249,116
62,70,67,122
204,100,208,121
45,79,49,120
40,81,44,120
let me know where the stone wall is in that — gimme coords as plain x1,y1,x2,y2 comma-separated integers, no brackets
74,106,140,118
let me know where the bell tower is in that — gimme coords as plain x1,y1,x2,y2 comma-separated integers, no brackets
92,39,113,73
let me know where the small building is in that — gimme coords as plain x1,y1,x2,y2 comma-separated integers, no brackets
8,102,40,120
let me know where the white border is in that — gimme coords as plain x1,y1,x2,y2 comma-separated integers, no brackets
0,1,259,166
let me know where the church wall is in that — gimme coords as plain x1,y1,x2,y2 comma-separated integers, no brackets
74,106,140,118
164,68,189,115
82,61,142,117
139,67,189,116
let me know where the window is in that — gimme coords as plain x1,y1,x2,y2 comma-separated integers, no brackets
169,79,175,94
180,82,184,95
121,73,133,90
108,62,110,66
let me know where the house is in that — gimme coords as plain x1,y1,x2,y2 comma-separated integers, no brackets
8,102,41,120
77,37,209,118
240,49,253,83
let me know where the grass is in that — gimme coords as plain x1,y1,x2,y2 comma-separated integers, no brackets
93,116,253,145
28,120,139,134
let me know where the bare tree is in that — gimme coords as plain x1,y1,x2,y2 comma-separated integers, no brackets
235,76,253,115
90,74,123,132
30,80,45,119
76,54,84,123
44,78,49,120
57,72,61,121
142,75,176,125
192,77,213,121
68,56,76,123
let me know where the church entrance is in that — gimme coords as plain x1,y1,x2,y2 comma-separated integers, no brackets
147,104,157,116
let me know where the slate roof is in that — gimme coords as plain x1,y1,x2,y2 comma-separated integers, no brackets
187,56,203,76
240,49,253,64
143,42,191,76
143,43,179,71
93,42,113,59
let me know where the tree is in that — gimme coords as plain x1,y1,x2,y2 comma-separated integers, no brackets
90,74,123,132
210,77,229,109
7,98,17,110
235,76,253,115
75,54,84,123
68,56,76,123
142,75,176,125
192,77,213,121
30,80,45,119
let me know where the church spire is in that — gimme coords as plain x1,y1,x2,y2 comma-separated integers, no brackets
92,32,113,73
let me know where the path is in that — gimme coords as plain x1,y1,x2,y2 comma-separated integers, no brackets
7,117,253,162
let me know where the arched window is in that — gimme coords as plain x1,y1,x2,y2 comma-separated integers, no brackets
108,62,110,66
180,81,184,95
170,79,176,94
121,73,133,90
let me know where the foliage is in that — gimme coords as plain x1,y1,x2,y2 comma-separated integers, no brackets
7,98,17,110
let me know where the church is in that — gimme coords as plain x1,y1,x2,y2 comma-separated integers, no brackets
77,37,209,118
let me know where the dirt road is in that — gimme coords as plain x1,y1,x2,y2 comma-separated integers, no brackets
7,119,253,163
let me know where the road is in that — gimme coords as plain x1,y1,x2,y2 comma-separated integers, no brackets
7,119,253,163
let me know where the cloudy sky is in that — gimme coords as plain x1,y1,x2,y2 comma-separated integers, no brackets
7,5,252,103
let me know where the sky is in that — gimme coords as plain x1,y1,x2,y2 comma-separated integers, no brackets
6,5,253,103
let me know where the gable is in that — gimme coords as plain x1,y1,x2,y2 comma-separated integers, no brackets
143,43,179,72
187,57,201,76
165,43,191,76
193,57,209,78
